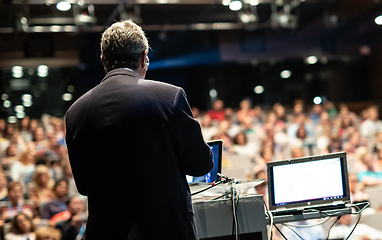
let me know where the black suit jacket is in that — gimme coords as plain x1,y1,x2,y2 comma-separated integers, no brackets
65,68,213,240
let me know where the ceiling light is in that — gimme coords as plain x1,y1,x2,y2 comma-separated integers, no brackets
229,0,243,11
22,94,32,101
56,1,71,11
222,0,231,6
16,112,25,119
313,96,322,105
62,93,72,101
375,15,382,25
67,85,75,93
209,89,217,98
306,56,318,64
23,100,33,107
8,116,17,124
254,85,264,94
239,12,257,23
37,65,49,77
280,70,292,79
14,105,24,113
12,66,23,78
3,100,11,108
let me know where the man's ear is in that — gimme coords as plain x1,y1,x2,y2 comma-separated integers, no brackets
100,55,109,73
141,51,148,70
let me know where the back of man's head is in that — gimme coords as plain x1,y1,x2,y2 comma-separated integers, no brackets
100,20,149,72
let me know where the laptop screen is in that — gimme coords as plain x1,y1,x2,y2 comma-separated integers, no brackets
267,152,350,211
187,139,223,184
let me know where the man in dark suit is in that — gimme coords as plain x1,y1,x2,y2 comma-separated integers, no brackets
65,20,213,240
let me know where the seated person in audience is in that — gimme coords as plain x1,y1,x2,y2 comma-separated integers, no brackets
237,100,255,124
61,160,79,197
353,147,380,173
5,213,36,240
252,105,263,125
338,115,355,142
29,165,54,207
343,131,366,155
41,179,68,220
253,146,274,174
2,144,19,170
378,148,382,169
348,173,369,203
0,171,8,202
229,132,257,159
33,127,49,156
207,99,226,123
20,116,32,144
0,182,33,222
9,132,27,156
10,143,36,185
291,146,304,159
51,118,65,144
200,114,218,141
374,131,382,153
45,134,61,162
241,115,263,143
329,214,382,240
35,226,61,240
356,152,382,186
0,118,6,138
360,105,382,141
247,170,268,203
212,120,233,149
55,196,86,240
274,103,287,124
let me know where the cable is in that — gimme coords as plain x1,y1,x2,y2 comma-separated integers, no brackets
274,224,288,240
281,224,305,240
191,173,232,196
262,198,273,240
325,216,341,240
231,182,239,240
209,192,230,201
191,180,223,196
231,190,240,239
345,204,362,240
283,216,332,228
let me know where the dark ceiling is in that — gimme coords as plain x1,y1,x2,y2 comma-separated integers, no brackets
1,0,382,116
0,0,381,62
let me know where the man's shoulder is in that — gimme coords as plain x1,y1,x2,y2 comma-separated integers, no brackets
140,79,181,91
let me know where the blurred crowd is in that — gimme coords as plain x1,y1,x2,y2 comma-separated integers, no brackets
195,99,382,240
195,99,382,203
0,114,86,240
0,98,382,239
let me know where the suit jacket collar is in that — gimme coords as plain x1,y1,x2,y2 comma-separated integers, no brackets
101,68,143,83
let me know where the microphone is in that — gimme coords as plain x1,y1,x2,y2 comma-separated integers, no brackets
216,173,231,183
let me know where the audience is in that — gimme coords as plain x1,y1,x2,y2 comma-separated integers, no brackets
5,213,36,240
41,179,68,220
0,100,381,238
0,182,33,223
0,172,8,202
55,196,85,240
329,214,382,240
35,226,61,240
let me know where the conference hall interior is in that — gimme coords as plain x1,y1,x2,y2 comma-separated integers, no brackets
1,0,382,239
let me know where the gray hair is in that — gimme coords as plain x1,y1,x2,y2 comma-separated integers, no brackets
100,20,149,72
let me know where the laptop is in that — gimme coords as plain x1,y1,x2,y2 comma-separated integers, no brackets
267,152,351,215
187,139,223,184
